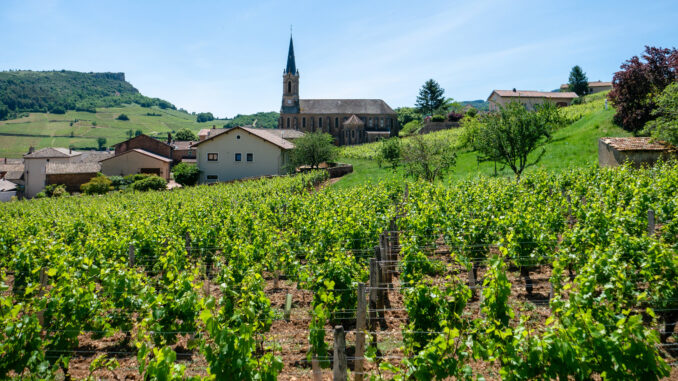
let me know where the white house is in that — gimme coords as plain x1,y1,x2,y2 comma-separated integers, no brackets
23,147,83,198
487,90,578,111
0,178,17,202
192,126,297,183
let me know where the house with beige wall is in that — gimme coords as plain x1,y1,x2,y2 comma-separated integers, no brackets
487,90,578,111
193,126,296,183
560,81,612,94
100,149,172,180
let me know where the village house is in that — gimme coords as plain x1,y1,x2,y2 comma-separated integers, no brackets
192,126,297,183
100,149,172,180
560,81,613,94
487,89,578,111
598,137,676,167
0,178,17,202
22,147,113,198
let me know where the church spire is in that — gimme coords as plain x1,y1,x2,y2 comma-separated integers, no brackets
285,34,297,75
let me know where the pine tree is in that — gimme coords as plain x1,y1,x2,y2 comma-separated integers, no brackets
415,79,445,116
568,66,590,96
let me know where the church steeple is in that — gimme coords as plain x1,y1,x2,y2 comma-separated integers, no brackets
284,35,297,75
281,34,300,116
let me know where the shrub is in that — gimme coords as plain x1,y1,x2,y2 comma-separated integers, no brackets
49,105,66,114
172,163,200,186
116,113,129,121
466,108,478,117
124,173,150,184
80,174,112,195
431,115,445,122
399,120,421,136
447,112,464,122
108,176,127,190
131,175,167,192
376,137,401,171
36,184,68,198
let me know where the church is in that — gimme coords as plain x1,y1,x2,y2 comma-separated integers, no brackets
277,36,398,145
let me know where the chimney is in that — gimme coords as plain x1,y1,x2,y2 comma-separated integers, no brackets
69,148,72,154
28,146,35,154
512,88,517,92
167,132,172,144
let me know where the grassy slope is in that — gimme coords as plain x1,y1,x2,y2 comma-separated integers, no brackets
333,93,630,189
0,105,224,157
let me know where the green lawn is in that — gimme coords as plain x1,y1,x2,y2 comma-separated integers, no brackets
333,97,630,189
0,105,224,157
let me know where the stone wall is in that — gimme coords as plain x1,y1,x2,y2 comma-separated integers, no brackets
419,122,460,135
46,172,98,193
598,139,677,167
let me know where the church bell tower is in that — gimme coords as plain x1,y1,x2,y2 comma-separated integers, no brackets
281,35,300,114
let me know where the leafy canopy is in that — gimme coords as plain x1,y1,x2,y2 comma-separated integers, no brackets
401,135,456,182
642,82,678,146
290,132,337,169
415,79,446,116
568,65,590,96
376,137,402,171
174,128,197,141
172,163,200,186
467,101,565,180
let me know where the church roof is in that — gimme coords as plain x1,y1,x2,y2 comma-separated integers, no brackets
344,114,364,126
299,99,396,115
285,36,297,75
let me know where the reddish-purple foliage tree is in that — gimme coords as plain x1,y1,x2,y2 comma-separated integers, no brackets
608,46,678,133
447,112,464,122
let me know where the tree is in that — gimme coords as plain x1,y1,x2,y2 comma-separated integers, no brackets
395,107,420,126
568,65,590,96
116,113,129,121
290,132,337,169
469,101,564,180
643,82,678,146
175,128,197,141
135,129,143,137
196,112,215,123
401,135,456,182
172,163,201,186
96,137,107,150
609,46,678,133
126,129,134,139
376,137,401,171
415,79,445,116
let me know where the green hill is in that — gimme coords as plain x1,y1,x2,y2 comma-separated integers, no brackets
0,70,282,157
335,91,630,189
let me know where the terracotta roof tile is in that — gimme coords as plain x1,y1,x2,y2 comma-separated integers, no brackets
492,90,579,99
600,137,675,152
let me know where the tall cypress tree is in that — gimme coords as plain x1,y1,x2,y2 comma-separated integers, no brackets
415,79,445,116
568,66,590,96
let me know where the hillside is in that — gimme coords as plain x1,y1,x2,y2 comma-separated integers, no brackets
0,70,176,120
335,91,630,188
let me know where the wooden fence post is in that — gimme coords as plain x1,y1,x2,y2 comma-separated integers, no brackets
333,326,347,381
468,263,477,299
368,258,378,348
312,354,322,381
185,232,191,254
355,283,366,381
284,293,293,322
648,209,655,236
128,244,135,267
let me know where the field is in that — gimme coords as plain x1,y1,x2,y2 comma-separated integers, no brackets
1,162,677,380
335,91,629,188
0,105,221,157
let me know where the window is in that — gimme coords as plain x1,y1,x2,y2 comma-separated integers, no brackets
287,81,291,93
206,175,218,181
369,118,373,127
380,118,384,128
286,118,290,128
235,153,242,161
335,117,339,128
302,117,306,128
247,153,253,162
236,135,240,139
207,153,218,161
318,118,322,128
351,130,355,138
390,118,393,128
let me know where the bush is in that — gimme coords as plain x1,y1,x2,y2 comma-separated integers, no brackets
447,112,464,122
376,137,401,171
466,108,478,118
116,113,129,121
172,163,200,186
80,174,112,195
108,176,126,190
36,184,68,198
49,105,66,114
124,173,150,184
399,120,421,136
196,112,215,123
131,175,167,192
174,128,197,141
431,115,445,122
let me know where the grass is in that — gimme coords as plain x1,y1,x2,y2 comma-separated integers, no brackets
332,92,631,188
0,105,225,157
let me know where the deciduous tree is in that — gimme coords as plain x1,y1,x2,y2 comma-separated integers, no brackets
175,128,197,141
401,135,456,182
290,132,337,169
643,82,678,146
609,46,678,133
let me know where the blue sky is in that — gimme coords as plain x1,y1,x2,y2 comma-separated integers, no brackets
1,0,677,118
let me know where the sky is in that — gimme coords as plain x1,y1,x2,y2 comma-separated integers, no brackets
1,0,677,118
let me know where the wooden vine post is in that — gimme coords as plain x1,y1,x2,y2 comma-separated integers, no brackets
128,244,135,267
368,258,379,347
37,267,47,326
284,293,293,322
333,326,347,381
648,209,655,236
355,282,367,381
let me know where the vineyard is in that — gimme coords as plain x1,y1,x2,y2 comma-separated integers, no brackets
1,163,678,380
